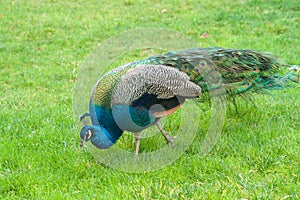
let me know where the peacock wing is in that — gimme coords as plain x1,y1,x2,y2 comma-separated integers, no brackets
111,64,202,106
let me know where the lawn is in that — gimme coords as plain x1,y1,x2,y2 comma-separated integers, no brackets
0,0,299,199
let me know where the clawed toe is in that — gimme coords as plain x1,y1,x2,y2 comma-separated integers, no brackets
165,135,177,144
156,121,177,145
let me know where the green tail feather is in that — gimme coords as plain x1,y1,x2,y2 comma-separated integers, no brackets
259,65,299,91
143,48,299,97
279,65,300,83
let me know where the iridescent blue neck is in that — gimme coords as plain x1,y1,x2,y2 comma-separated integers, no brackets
84,125,115,149
90,103,123,144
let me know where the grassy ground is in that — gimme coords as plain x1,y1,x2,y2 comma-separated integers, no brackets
1,0,299,199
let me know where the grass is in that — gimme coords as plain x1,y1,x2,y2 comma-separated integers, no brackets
1,0,299,199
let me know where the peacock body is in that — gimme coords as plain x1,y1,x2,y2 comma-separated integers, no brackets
80,47,299,154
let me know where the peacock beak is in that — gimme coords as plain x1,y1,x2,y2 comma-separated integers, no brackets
80,135,87,148
78,137,86,153
80,139,85,148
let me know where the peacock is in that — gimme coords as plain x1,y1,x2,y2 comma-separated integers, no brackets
79,47,299,155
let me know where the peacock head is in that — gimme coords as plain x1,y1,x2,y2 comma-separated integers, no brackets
80,126,94,147
80,125,114,149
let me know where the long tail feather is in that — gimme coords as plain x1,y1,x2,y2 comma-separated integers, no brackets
260,65,299,90
144,48,299,99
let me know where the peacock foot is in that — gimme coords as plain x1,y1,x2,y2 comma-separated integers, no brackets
156,121,177,145
164,135,177,144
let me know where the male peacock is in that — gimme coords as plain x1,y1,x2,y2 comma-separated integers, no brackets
79,47,299,155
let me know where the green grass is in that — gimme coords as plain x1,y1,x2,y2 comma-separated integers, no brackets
1,0,300,199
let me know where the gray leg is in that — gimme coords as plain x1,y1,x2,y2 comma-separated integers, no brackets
134,132,141,156
156,120,176,144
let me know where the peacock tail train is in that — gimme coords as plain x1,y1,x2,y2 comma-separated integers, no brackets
144,48,299,95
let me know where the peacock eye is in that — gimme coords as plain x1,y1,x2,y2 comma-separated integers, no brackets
193,66,201,74
200,61,206,67
86,129,93,139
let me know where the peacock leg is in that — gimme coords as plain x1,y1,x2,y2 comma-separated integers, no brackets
134,132,141,156
156,120,176,144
